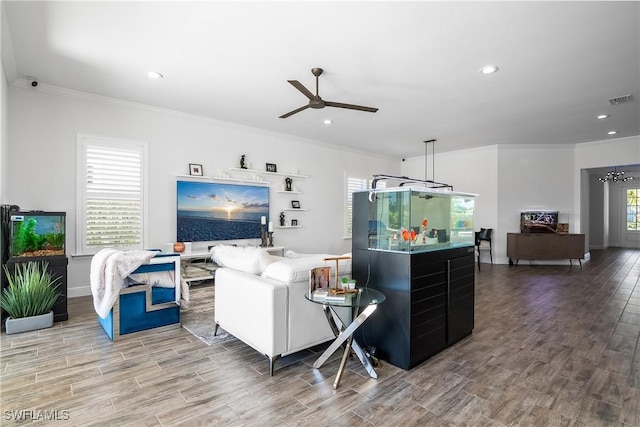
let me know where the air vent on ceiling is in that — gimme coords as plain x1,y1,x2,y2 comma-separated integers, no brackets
608,94,635,105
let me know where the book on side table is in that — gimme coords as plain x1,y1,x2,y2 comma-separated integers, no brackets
311,289,329,302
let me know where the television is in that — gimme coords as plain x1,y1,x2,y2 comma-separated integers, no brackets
520,210,559,233
177,181,269,242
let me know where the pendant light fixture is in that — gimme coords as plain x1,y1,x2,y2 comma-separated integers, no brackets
599,167,635,183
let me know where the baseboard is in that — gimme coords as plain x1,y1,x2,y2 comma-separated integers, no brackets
68,286,92,298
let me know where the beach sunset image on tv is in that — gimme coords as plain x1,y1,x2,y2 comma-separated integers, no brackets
177,181,269,242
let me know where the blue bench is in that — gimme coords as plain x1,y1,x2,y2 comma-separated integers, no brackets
97,253,181,340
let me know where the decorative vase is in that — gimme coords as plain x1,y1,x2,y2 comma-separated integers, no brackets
5,311,54,335
173,242,185,253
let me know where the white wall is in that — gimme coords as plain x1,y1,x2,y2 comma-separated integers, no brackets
575,136,640,248
401,144,499,232
574,137,640,170
496,144,576,263
402,138,640,263
608,183,623,247
1,58,7,204
588,174,606,249
403,144,578,264
6,84,399,297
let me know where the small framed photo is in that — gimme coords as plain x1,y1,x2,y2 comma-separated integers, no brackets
189,164,203,176
266,163,277,173
309,266,330,293
291,219,298,226
291,200,301,209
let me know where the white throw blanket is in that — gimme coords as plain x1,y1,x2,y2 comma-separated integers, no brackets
90,249,158,319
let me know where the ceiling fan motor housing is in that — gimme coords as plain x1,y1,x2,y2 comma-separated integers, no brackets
309,98,325,109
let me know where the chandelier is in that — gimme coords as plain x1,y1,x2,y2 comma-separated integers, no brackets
599,168,634,183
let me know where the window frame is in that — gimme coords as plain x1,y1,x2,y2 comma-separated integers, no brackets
76,134,149,255
345,174,383,237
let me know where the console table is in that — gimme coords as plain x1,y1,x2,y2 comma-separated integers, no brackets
507,233,585,266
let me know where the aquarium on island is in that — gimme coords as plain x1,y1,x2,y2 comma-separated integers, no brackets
9,211,66,259
355,187,476,253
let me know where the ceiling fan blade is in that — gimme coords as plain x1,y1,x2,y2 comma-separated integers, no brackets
325,101,378,113
279,104,310,119
288,80,315,100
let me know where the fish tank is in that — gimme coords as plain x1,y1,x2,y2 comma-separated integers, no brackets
356,187,476,253
9,211,66,259
520,210,559,233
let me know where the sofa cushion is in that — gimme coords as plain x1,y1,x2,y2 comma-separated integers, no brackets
262,255,351,283
211,245,279,275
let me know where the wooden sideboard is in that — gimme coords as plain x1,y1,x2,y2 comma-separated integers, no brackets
507,233,585,266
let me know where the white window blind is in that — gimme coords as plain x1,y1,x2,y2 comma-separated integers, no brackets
345,176,384,236
77,136,147,255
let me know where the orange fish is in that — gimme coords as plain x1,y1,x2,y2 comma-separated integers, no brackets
401,229,410,241
410,229,417,241
422,218,428,228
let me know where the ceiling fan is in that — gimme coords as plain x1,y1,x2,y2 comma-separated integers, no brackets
279,68,378,119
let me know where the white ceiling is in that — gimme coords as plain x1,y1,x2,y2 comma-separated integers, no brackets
2,1,639,158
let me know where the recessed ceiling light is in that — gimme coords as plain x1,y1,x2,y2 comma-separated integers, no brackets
596,114,610,119
147,71,163,79
608,130,617,135
480,65,499,74
323,119,333,125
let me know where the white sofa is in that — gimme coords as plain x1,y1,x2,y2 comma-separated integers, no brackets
212,247,351,375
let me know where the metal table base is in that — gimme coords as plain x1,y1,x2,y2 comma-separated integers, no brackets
313,303,378,389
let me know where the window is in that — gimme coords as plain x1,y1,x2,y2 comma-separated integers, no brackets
627,188,639,231
77,135,148,255
345,176,384,236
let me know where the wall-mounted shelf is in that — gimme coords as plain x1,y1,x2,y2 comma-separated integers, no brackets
229,168,309,178
176,174,214,180
176,175,270,185
276,225,301,229
284,208,308,211
276,190,301,194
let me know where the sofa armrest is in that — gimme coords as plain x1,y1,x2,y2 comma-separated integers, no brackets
214,268,288,358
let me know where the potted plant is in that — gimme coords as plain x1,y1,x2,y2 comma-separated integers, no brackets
341,277,357,290
1,261,61,334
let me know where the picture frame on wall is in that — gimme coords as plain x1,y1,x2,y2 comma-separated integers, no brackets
291,200,300,209
189,163,203,176
291,219,298,226
266,163,277,173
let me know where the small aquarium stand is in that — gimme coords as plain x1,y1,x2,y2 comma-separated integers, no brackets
3,210,68,322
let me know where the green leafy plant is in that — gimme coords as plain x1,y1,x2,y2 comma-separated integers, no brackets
43,232,65,249
11,218,45,255
1,262,61,319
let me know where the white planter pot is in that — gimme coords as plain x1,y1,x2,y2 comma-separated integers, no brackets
5,311,54,334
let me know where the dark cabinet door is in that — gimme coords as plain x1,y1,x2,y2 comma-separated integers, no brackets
411,257,448,365
447,254,475,344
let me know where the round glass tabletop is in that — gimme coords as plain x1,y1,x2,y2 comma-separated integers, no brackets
305,287,386,308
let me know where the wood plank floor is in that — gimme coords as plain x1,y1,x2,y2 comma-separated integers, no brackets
1,248,639,426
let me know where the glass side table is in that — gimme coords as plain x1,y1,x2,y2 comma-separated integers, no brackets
305,287,386,389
